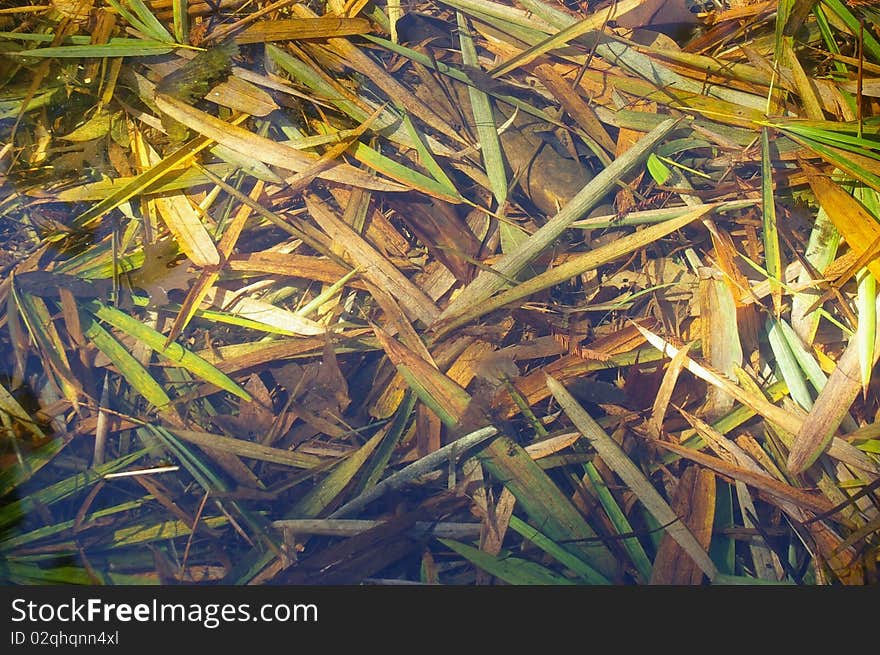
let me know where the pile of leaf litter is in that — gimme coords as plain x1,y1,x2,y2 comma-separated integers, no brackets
0,0,879,586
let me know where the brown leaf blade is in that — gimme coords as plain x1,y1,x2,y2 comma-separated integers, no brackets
649,465,716,585
546,374,719,582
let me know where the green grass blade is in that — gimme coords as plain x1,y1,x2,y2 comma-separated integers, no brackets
109,515,229,548
507,514,610,584
172,0,188,44
457,12,507,205
762,128,783,316
582,461,653,583
547,374,719,581
347,140,463,203
0,450,149,530
1,499,147,550
435,117,681,324
7,41,175,58
766,317,814,411
145,425,276,546
708,482,737,575
0,436,65,497
71,135,216,229
856,268,876,395
439,538,576,584
104,0,174,43
82,314,172,410
85,300,252,401
476,435,619,577
357,391,417,493
780,131,880,192
10,292,79,406
399,112,460,195
287,432,384,518
823,0,880,61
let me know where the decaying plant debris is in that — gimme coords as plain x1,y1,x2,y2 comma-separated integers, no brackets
0,0,879,585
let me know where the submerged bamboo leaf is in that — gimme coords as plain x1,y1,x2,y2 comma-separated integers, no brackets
799,159,880,281
288,432,384,518
0,381,46,441
766,317,814,411
856,269,877,396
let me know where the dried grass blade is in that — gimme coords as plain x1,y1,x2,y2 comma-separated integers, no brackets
485,0,641,78
546,374,718,581
698,266,744,419
290,3,463,145
633,323,804,435
787,291,880,473
168,429,323,470
648,465,716,585
654,439,850,522
442,0,557,33
823,0,880,61
85,300,253,401
432,203,710,337
153,94,408,192
233,17,370,43
781,38,826,120
202,287,326,336
435,117,680,324
648,340,693,439
71,132,220,229
370,325,470,425
165,179,265,346
152,192,220,267
208,76,279,117
305,193,440,325
531,63,615,155
799,159,880,281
